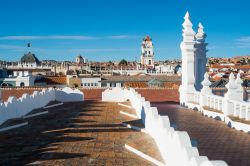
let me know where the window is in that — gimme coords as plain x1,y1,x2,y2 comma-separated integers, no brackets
91,83,93,86
88,83,90,86
20,82,25,87
101,83,107,87
149,51,150,54
149,60,151,65
95,83,98,86
84,83,87,86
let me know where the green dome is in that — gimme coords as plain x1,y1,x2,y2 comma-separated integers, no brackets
21,52,40,64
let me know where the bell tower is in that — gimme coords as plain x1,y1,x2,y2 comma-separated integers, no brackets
141,35,154,67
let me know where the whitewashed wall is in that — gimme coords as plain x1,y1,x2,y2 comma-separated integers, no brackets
102,87,228,166
55,87,84,102
0,87,84,125
102,87,131,102
0,88,55,125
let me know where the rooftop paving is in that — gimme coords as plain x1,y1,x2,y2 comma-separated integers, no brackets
152,102,250,166
0,100,162,166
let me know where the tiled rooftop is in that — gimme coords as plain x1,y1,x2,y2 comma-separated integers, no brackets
101,75,181,82
1,88,180,102
152,102,250,166
35,76,67,85
0,101,162,166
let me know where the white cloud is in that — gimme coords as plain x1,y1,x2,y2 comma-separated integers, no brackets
0,35,97,40
234,36,250,48
67,48,137,53
106,35,141,39
0,35,141,41
0,44,24,50
0,44,44,52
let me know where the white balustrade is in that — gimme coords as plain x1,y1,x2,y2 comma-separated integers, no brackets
102,87,228,166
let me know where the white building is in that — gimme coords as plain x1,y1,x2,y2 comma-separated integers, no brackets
76,54,87,64
18,52,40,68
141,35,154,67
155,64,182,75
80,77,101,87
0,67,35,87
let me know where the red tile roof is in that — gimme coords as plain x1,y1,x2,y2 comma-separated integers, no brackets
35,76,67,85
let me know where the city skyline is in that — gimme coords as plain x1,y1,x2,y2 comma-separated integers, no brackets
0,0,250,62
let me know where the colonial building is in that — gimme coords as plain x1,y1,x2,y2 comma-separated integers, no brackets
141,35,154,67
76,54,87,64
0,67,35,87
18,52,40,68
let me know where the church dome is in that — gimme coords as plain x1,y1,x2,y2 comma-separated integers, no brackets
20,52,40,64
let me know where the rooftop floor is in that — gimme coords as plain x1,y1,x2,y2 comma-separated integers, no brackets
152,102,250,166
0,101,162,166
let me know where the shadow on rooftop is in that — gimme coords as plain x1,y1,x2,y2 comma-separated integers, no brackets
0,101,101,165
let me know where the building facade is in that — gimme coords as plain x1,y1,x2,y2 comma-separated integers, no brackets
18,52,40,68
76,54,87,64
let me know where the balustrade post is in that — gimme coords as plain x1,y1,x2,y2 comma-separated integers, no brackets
200,73,212,108
224,73,242,116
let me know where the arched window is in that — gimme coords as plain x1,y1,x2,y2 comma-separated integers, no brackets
20,82,25,87
1,83,8,87
149,60,151,65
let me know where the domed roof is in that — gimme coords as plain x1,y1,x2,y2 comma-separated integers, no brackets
21,52,40,64
76,54,83,59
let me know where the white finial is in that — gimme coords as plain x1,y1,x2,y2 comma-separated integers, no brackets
182,11,195,36
198,23,204,33
235,72,243,85
184,11,190,20
201,72,212,94
198,22,204,29
226,73,237,89
196,22,206,40
229,73,235,80
202,72,211,86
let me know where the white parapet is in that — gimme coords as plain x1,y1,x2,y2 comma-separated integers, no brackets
0,87,84,125
55,87,84,102
102,87,131,102
102,87,228,166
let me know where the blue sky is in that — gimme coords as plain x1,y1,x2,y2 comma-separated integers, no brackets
0,0,250,62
